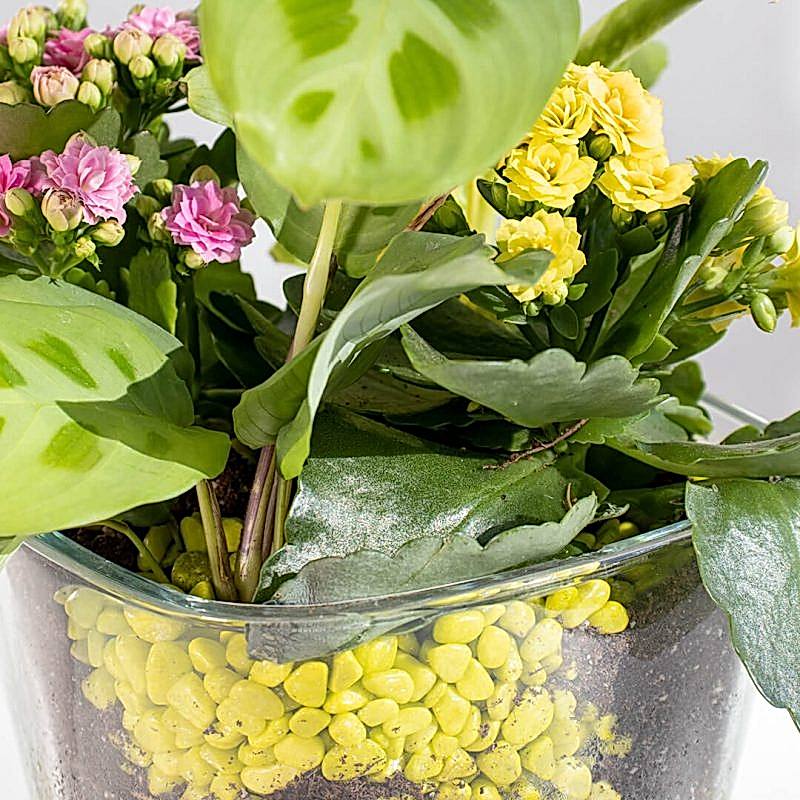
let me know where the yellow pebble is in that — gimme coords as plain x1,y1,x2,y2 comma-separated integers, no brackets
477,740,522,786
162,708,204,748
397,633,420,655
456,660,494,702
284,662,329,708
521,735,556,780
456,706,482,749
241,764,300,795
116,634,150,695
321,741,387,780
358,698,399,728
225,633,254,674
486,682,517,721
209,774,244,800
274,733,326,770
147,765,178,796
395,653,437,702
405,723,438,753
134,709,176,753
187,638,226,674
405,747,443,782
502,687,554,746
437,782,471,800
329,650,364,692
146,641,192,705
498,601,537,637
432,732,460,758
433,610,486,644
67,618,88,642
180,785,210,800
64,588,105,629
423,681,448,709
588,601,630,635
250,716,290,748
216,698,267,738
166,674,217,730
354,637,398,673
203,667,239,703
180,514,206,551
552,756,593,800
96,608,131,636
222,518,242,552
115,680,153,716
122,739,152,768
383,706,433,738
86,630,106,669
362,669,415,704
238,741,276,767
560,580,612,629
189,580,215,600
199,742,241,773
81,667,116,710
70,639,90,665
545,587,580,613
439,748,477,781
124,607,185,643
324,686,371,714
549,716,582,758
432,687,471,736
229,679,284,720
520,618,563,664
479,604,506,626
204,721,245,751
250,658,294,688
463,718,501,753
472,777,502,800
511,778,543,800
329,713,367,747
494,640,524,683
289,707,331,738
476,626,512,670
427,644,473,683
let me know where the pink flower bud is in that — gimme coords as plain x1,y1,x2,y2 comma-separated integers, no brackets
31,65,80,106
42,187,83,231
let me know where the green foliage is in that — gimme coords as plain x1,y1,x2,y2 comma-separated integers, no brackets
0,276,229,538
688,478,800,727
182,65,232,128
127,248,178,334
200,0,580,205
401,327,662,428
617,41,669,89
256,410,589,600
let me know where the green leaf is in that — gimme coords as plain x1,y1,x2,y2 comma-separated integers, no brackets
127,248,178,334
201,0,580,206
688,478,800,726
274,496,597,604
401,327,661,428
598,159,768,359
256,410,585,599
122,131,168,188
617,41,669,89
576,0,701,67
182,65,232,128
234,233,525,477
0,276,230,538
238,143,419,277
0,102,120,159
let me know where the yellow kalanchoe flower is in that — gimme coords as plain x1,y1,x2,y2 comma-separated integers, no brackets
504,140,596,210
596,151,694,214
497,210,586,306
530,84,594,147
763,224,800,326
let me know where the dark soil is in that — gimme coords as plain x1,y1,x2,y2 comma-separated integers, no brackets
172,449,255,520
66,525,139,572
267,772,426,800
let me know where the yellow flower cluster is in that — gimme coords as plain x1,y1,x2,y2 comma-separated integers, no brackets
497,211,586,306
768,225,800,326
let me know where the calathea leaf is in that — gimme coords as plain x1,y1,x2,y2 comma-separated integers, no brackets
182,65,232,128
576,0,701,68
200,0,580,206
274,496,597,604
255,410,584,600
234,233,532,477
688,478,800,726
238,144,419,278
401,327,661,428
0,276,229,538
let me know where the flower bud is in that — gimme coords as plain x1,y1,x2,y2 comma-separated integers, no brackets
735,189,790,242
83,31,110,59
766,225,795,257
611,206,635,231
150,178,174,203
73,235,96,261
182,248,206,270
749,292,778,333
113,28,153,65
82,58,116,95
91,220,125,247
698,260,728,291
134,193,160,219
742,237,767,270
129,54,156,91
57,0,88,31
8,7,48,42
644,210,668,237
42,188,83,231
152,34,185,76
189,165,220,185
147,210,171,243
31,65,80,106
125,154,142,177
0,80,30,105
4,187,36,217
8,36,40,65
77,80,103,111
588,134,613,162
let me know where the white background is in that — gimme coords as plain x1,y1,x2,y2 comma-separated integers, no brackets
0,0,798,796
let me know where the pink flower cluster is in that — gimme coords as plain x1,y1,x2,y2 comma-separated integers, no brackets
43,27,93,75
40,137,138,225
123,7,201,61
0,154,44,236
162,181,256,264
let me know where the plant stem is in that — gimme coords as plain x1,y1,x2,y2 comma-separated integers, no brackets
92,520,170,584
235,445,275,601
271,476,291,556
409,193,449,232
486,419,590,470
196,480,239,602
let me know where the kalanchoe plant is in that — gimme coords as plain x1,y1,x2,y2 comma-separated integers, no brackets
1,4,800,798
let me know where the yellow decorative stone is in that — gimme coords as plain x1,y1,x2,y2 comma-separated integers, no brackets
321,741,387,781
362,669,415,704
289,707,331,738
552,755,593,800
238,741,276,767
358,698,400,728
284,662,329,708
354,636,398,673
498,601,537,638
471,777,503,800
486,682,517,721
395,652,438,702
521,735,556,780
64,588,105,629
166,673,217,731
329,650,363,693
433,610,486,644
203,667,239,704
187,638,226,675
520,619,563,664
324,686,371,714
588,601,630,635
228,679,284,720
383,706,433,738
203,721,245,751
432,686,471,736
209,774,244,800
439,748,477,781
476,626,512,670
560,581,612,629
199,742,241,773
134,709,176,754
241,764,301,795
502,688,554,746
432,732,460,758
216,697,267,738
146,641,192,705
116,634,151,695
427,644,473,683
405,747,444,782
250,716,290,749
494,640,524,684
405,723,438,753
456,660,494,702
124,608,185,643
82,667,117,710
329,713,368,747
274,733,326,770
437,782,472,800
463,718,501,753
477,741,522,786
225,633,254,675
250,658,294,688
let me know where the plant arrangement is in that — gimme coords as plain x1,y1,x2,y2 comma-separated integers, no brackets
1,1,800,799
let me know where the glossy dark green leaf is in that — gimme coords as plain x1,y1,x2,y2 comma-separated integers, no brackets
256,410,585,600
122,131,168,188
688,478,800,726
127,248,177,334
402,328,661,428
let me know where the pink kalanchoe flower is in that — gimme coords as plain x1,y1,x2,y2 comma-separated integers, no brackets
124,7,201,61
19,156,48,197
162,181,256,264
44,28,93,76
40,138,138,224
0,154,37,235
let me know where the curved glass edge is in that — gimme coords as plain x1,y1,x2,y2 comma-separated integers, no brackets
19,396,756,624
